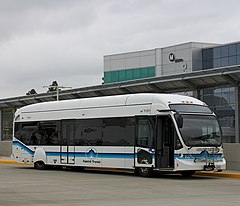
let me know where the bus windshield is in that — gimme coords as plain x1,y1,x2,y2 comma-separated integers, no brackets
177,115,222,147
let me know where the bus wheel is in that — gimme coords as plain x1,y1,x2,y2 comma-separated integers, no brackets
136,158,153,177
34,161,46,170
180,171,195,177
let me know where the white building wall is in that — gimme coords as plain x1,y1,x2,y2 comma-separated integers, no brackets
162,43,193,76
104,49,156,72
139,50,155,67
155,48,162,76
103,42,220,77
125,52,140,69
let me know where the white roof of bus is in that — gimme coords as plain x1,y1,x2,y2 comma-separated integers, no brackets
16,93,205,114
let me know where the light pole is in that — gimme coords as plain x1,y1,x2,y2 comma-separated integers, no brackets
43,85,72,101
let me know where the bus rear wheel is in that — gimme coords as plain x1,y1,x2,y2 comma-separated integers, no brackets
34,161,47,170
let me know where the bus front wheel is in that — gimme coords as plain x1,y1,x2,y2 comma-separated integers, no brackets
136,158,153,177
137,167,153,177
34,161,46,170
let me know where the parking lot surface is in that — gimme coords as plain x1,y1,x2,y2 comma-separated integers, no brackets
0,164,239,206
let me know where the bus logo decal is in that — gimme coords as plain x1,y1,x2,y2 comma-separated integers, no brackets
200,150,209,159
85,148,98,159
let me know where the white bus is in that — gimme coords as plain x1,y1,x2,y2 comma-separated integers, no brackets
12,93,226,177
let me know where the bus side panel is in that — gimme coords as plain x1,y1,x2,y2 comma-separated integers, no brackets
125,146,135,169
34,147,47,164
101,146,125,168
74,146,102,168
68,146,135,169
134,147,155,168
44,146,61,165
12,140,34,164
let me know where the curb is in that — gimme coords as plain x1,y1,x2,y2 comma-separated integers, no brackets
195,171,240,179
0,159,24,165
0,159,33,166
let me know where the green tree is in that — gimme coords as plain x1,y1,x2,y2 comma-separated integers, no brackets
48,81,60,92
26,89,37,95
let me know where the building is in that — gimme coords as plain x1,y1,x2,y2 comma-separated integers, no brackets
103,42,240,144
103,42,217,83
0,41,240,169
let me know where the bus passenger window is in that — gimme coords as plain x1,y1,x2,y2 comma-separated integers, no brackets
79,119,102,146
39,121,59,145
102,118,128,146
125,118,135,146
14,121,59,145
137,119,154,148
30,132,38,145
14,122,38,145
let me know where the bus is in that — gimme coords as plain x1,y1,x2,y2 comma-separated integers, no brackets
12,93,226,177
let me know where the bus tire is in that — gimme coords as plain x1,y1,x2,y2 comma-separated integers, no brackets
136,167,153,177
34,161,47,170
180,171,195,177
136,158,153,177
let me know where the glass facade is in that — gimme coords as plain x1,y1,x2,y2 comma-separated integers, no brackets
202,42,240,69
1,108,14,141
104,67,155,83
200,87,235,143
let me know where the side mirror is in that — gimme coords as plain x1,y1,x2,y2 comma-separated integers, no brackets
174,113,183,128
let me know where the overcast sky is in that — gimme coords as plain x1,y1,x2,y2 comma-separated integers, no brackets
0,0,240,98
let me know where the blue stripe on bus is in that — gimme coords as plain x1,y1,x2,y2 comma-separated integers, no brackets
174,154,223,160
59,153,135,159
12,141,34,156
12,141,135,159
13,141,222,161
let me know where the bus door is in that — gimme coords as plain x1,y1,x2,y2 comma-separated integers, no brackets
134,117,155,168
60,120,75,164
155,116,174,169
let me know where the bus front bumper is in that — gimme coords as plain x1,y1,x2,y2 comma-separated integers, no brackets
174,157,226,172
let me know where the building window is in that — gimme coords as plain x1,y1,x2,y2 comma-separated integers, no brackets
111,71,119,83
213,47,221,58
126,70,133,80
133,68,141,79
237,55,240,65
140,68,148,78
200,87,236,143
229,44,237,56
221,57,229,67
221,46,229,57
104,72,111,83
1,108,14,141
237,43,240,55
213,58,221,68
118,70,126,82
229,56,237,65
203,43,240,69
104,67,156,84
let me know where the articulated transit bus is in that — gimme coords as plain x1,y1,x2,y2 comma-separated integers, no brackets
12,93,226,177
